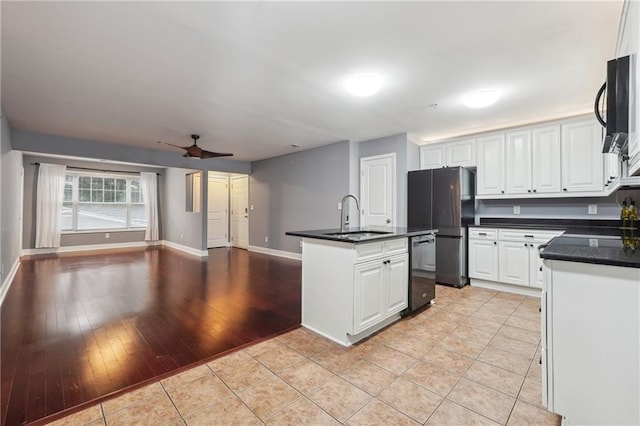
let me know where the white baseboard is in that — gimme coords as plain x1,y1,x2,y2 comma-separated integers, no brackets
0,257,20,307
248,245,301,261
22,241,159,256
161,240,208,257
470,278,541,298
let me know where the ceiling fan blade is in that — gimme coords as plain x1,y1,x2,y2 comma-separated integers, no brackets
159,141,191,150
200,150,233,158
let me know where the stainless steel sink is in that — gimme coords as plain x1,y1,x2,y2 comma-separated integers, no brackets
324,230,393,237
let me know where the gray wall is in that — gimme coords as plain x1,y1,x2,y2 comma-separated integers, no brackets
250,141,350,253
476,189,640,221
163,167,206,251
22,155,166,249
1,114,23,288
358,133,410,227
11,129,251,174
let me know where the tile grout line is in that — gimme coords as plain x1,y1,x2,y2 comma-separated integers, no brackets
158,381,186,425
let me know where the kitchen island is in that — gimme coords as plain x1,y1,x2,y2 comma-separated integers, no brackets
286,227,437,346
539,234,639,425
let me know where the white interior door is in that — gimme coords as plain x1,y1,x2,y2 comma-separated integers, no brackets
207,174,229,248
360,154,395,227
230,175,249,249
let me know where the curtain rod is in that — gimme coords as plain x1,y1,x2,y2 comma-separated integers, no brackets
31,163,161,176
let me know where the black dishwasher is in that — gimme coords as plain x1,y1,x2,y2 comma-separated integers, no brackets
406,234,436,314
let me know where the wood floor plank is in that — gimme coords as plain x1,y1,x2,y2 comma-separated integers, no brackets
1,246,301,425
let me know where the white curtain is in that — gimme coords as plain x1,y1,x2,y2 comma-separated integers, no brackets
35,163,67,248
141,172,159,241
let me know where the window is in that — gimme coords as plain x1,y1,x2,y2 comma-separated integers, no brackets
62,172,147,232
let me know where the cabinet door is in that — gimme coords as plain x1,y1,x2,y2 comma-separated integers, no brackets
561,120,604,193
529,245,545,288
469,239,498,281
476,134,505,195
532,125,562,194
447,138,476,168
353,261,385,334
505,130,532,194
385,254,409,316
498,241,529,286
420,144,446,170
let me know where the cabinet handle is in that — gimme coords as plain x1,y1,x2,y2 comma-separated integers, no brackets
540,266,543,271
563,188,567,191
493,241,497,245
530,244,535,247
524,235,534,238
479,232,487,236
528,189,531,193
501,190,505,194
524,243,528,247
533,189,537,193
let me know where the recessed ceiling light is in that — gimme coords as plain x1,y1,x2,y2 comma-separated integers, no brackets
465,89,501,108
345,74,382,97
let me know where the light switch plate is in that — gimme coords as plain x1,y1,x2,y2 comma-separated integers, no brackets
513,206,521,215
588,204,597,214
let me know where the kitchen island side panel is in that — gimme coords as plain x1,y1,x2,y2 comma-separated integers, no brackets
547,260,640,425
301,239,355,346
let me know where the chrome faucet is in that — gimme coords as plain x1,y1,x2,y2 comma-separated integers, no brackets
340,194,360,233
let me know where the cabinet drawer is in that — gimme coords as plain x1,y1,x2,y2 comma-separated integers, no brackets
354,241,385,262
384,238,408,255
499,229,563,243
469,228,498,240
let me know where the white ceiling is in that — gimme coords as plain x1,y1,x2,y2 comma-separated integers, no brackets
1,1,623,162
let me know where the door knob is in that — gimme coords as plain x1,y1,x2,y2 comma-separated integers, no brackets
386,219,391,224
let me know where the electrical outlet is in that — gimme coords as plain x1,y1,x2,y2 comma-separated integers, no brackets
105,233,110,239
250,205,254,211
180,234,184,240
513,205,521,215
588,204,598,215
337,202,342,210
265,236,269,243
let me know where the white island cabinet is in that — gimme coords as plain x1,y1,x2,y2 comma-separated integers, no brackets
542,259,640,425
301,237,409,346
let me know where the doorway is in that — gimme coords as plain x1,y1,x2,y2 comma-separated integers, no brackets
230,175,249,249
207,174,229,248
360,153,396,227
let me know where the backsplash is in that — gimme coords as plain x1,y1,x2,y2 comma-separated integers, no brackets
476,189,640,221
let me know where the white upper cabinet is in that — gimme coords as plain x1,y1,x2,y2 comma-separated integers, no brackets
505,130,532,194
447,138,476,167
476,134,505,195
531,125,562,194
420,144,446,169
561,119,603,193
420,138,475,169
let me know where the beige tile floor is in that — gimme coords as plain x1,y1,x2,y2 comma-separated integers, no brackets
48,285,561,426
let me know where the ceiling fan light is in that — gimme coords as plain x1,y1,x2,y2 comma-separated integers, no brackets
346,74,382,97
465,89,501,108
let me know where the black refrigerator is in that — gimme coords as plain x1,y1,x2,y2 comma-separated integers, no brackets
408,167,475,287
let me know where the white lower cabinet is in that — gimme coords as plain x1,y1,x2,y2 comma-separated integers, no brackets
469,227,562,295
498,241,529,286
353,254,408,334
468,239,498,282
301,237,409,346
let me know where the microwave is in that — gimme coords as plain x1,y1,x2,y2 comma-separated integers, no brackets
596,55,630,154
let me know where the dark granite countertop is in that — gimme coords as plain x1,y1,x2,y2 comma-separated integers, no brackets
286,227,437,243
539,231,640,268
474,218,622,237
